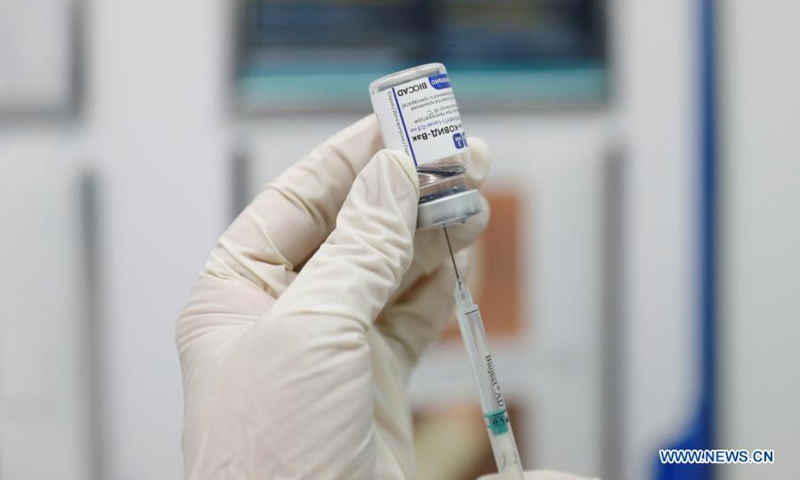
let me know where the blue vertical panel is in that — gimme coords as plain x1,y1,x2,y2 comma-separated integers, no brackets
654,0,717,478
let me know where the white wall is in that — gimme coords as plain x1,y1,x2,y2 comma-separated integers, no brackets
613,0,700,478
85,0,231,478
0,137,90,480
719,2,800,479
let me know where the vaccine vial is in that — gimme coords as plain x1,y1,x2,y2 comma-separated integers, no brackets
369,63,482,230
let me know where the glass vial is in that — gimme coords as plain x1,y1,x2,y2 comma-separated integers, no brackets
370,63,482,229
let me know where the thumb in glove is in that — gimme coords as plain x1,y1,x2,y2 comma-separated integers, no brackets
267,148,419,326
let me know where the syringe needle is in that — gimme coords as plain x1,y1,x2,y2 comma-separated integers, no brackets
442,226,525,479
442,226,462,284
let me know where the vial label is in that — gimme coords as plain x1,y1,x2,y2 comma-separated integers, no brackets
371,73,466,166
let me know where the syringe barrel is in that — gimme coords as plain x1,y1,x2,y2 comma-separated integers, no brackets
453,289,508,427
454,284,525,478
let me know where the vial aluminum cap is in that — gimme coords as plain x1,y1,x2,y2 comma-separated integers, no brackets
417,190,482,230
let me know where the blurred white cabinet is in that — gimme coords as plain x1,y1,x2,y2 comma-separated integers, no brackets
0,0,79,114
0,155,91,480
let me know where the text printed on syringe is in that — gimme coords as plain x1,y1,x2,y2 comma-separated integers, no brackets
485,355,504,408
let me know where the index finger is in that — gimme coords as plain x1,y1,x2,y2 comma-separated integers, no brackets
213,115,384,294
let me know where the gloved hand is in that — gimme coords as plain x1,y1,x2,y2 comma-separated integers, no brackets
478,472,600,480
176,115,492,479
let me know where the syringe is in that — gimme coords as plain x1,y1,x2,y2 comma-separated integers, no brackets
443,227,525,480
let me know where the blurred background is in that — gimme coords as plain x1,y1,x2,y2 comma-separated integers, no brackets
0,0,798,479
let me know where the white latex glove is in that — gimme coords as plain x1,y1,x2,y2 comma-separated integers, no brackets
477,472,600,480
176,115,493,479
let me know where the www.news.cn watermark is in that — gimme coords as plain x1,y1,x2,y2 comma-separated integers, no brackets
659,449,775,464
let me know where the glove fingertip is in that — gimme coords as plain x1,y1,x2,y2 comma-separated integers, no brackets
449,193,491,244
465,137,493,189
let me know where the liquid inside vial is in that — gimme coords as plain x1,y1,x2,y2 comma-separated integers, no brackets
418,161,468,203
